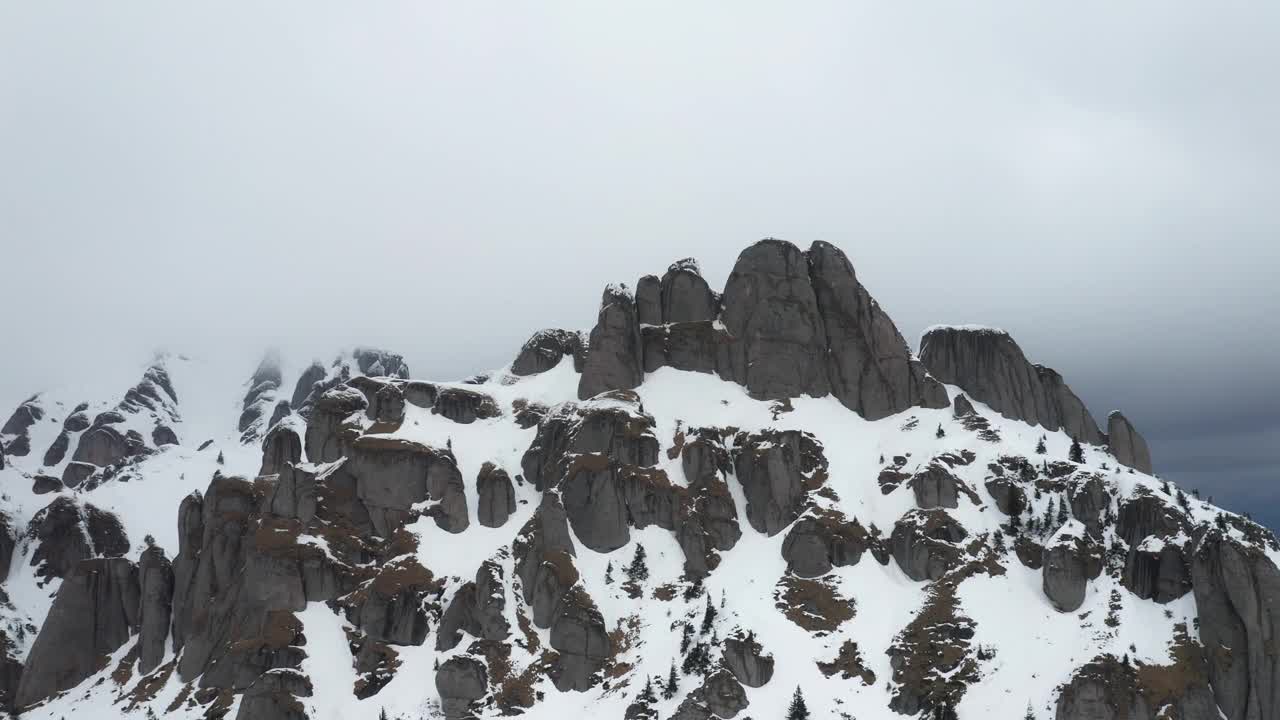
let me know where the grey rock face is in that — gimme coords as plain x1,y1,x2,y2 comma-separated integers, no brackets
237,670,312,720
919,326,1104,444
16,557,140,708
0,513,14,582
722,633,774,688
953,394,976,417
1107,411,1153,474
732,430,826,536
373,384,406,424
1042,529,1103,612
28,497,129,580
1054,655,1218,720
1068,474,1110,537
72,424,128,467
42,430,70,466
291,361,328,409
635,274,662,326
549,587,609,692
561,455,631,553
32,474,63,495
63,409,90,432
138,545,175,675
660,258,718,323
402,381,438,409
808,241,947,419
910,463,962,510
354,347,410,378
347,436,468,536
304,386,367,463
719,239,830,401
781,515,875,578
152,424,180,446
435,656,488,719
984,476,1026,517
432,387,500,424
890,509,968,582
578,285,644,400
513,493,578,629
1190,530,1280,720
437,560,509,651
260,423,303,476
61,460,95,488
512,328,587,376
476,463,516,528
1,397,43,457
1124,542,1191,605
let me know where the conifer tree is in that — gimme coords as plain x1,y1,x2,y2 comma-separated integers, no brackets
993,530,1006,552
1056,498,1069,525
1069,438,1085,464
786,685,810,720
1024,702,1036,720
1035,436,1046,454
663,661,679,699
700,596,717,634
627,544,650,583
605,561,614,585
680,622,693,654
936,424,946,439
638,677,656,705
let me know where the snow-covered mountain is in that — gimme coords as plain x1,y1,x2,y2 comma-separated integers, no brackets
0,238,1274,720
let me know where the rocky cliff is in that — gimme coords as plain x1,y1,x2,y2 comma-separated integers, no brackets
0,239,1263,720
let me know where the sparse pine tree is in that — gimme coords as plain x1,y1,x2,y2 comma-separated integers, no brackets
1069,439,1084,464
1024,702,1036,720
680,622,693,654
1192,488,1201,499
700,596,717,634
1035,436,1046,454
216,450,225,465
627,544,650,583
786,685,810,720
936,424,946,439
1044,499,1055,527
1161,480,1170,494
638,677,656,705
378,708,389,720
663,661,679,699
993,530,1006,552
1056,498,1069,525
879,454,885,464
605,561,614,585
720,589,726,609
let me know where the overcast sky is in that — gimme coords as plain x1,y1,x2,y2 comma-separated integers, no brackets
2,3,1277,524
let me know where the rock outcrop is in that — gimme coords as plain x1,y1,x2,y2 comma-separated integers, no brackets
435,656,487,719
722,633,774,688
919,326,1105,444
1,396,43,457
137,545,175,675
890,509,968,582
512,329,586,376
1042,522,1103,612
15,557,140,708
476,462,516,528
28,497,129,580
578,285,644,400
732,430,826,536
1108,411,1153,474
807,241,948,418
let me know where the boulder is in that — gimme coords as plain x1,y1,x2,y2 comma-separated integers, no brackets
267,401,291,430
1,397,43,442
732,430,826,536
511,328,586,376
890,509,968,582
402,381,437,409
953,394,976,417
919,326,1105,444
436,560,509,651
1108,411,1153,474
476,463,516,528
237,669,312,720
137,545,175,675
560,455,631,553
61,460,96,488
343,560,436,646
513,493,578,628
373,384,406,424
1054,654,1218,720
718,239,830,401
578,284,644,400
1042,523,1104,612
0,513,15,582
984,476,1026,517
1124,538,1191,604
435,656,488,719
28,497,129,580
722,633,774,688
781,512,876,578
807,241,948,419
63,409,90,432
15,557,140,708
1068,474,1110,537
